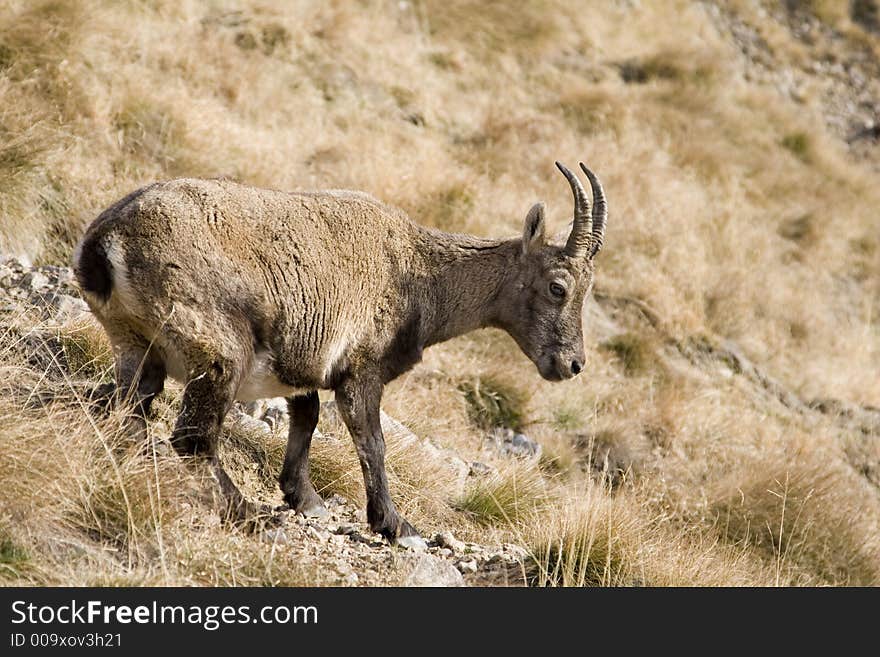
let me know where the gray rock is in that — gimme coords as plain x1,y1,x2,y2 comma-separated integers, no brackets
20,271,49,291
335,523,359,536
229,409,271,436
261,528,289,545
468,461,494,477
416,438,469,498
380,410,414,440
434,530,465,553
456,559,478,574
395,534,428,551
51,294,89,322
261,397,289,431
488,427,542,460
0,264,13,285
399,553,464,587
510,432,541,457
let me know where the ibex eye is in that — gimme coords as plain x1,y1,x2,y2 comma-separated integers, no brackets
549,282,566,298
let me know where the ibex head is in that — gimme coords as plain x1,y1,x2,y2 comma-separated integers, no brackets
498,161,607,381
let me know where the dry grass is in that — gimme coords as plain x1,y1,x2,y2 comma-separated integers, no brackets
1,0,879,586
456,464,550,526
525,489,774,587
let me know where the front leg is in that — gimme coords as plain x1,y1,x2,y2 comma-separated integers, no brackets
279,391,327,517
335,374,423,547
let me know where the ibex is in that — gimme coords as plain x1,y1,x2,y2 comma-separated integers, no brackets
74,161,607,547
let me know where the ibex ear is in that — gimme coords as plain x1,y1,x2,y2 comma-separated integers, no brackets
522,202,546,255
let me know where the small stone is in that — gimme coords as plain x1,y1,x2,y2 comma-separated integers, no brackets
52,294,89,322
395,535,428,551
230,411,271,436
5,254,31,269
380,410,417,444
469,461,493,477
20,271,49,291
261,397,289,431
434,530,465,553
399,553,465,587
261,528,289,545
456,559,478,574
509,432,541,458
306,526,325,541
242,399,266,418
488,427,542,460
340,571,359,586
326,493,348,507
55,268,75,287
502,543,529,560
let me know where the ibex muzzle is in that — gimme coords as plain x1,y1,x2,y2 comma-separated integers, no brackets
73,161,607,547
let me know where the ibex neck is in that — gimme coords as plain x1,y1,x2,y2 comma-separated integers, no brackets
414,226,517,346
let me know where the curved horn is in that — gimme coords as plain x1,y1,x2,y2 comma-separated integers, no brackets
556,161,592,258
579,162,607,257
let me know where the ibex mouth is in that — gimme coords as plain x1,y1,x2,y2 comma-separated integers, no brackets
535,352,584,381
535,356,569,382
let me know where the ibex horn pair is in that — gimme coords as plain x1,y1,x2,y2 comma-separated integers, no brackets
555,161,607,259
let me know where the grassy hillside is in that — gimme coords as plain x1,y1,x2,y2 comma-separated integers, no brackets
1,0,879,586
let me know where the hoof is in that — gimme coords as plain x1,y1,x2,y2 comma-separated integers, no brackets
394,534,428,551
283,488,328,519
227,501,280,532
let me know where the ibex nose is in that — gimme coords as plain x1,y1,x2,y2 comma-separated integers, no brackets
571,359,583,376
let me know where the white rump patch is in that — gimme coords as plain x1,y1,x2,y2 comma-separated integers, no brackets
236,350,307,402
102,234,138,311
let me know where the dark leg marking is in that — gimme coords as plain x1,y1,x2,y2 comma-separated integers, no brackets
335,376,422,545
279,391,327,517
113,344,166,443
171,359,260,526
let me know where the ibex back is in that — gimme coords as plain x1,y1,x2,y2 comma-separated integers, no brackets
74,161,607,546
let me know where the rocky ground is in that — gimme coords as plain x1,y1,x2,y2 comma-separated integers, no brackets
704,1,880,164
257,496,531,587
0,254,538,586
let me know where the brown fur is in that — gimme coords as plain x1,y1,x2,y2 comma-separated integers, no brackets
74,163,607,541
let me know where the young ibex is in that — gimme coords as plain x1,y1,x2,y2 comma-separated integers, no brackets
74,161,607,547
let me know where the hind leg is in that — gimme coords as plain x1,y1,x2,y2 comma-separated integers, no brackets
171,355,258,525
109,340,166,442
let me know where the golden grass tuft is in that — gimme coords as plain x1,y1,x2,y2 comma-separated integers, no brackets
710,455,880,586
456,464,549,526
525,486,774,587
56,318,114,380
458,375,529,431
